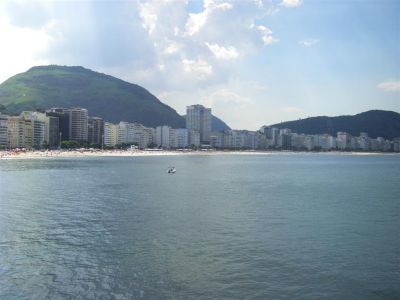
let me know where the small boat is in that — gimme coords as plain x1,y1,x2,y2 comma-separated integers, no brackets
167,167,176,174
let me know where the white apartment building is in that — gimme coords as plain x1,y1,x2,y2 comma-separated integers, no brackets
118,121,136,145
67,108,88,142
133,124,154,149
337,132,353,150
186,104,212,143
188,130,201,147
20,111,46,149
174,128,189,148
104,122,118,147
156,125,171,148
7,116,24,149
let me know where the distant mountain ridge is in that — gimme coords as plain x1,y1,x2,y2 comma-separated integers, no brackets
269,110,400,140
0,65,185,128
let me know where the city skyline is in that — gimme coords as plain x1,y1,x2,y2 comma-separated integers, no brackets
0,0,399,130
1,104,399,152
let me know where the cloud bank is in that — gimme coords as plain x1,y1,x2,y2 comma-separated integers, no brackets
377,81,400,92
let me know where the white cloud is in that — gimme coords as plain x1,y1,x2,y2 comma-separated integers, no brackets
257,25,278,45
139,2,158,35
206,43,239,60
182,58,213,78
185,0,233,36
205,89,252,107
377,80,400,92
0,9,50,83
186,0,233,35
299,38,319,47
185,11,208,36
164,41,181,54
281,0,302,8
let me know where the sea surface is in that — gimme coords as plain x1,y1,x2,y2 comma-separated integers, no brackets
0,153,399,299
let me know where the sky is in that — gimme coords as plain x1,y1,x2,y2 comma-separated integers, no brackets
0,0,399,130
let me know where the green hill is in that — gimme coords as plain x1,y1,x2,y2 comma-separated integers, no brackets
212,115,231,131
0,65,185,128
269,110,400,140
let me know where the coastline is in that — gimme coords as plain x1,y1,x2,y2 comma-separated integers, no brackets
0,149,398,160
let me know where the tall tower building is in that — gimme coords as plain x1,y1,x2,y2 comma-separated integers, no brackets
68,108,88,142
47,107,88,142
0,113,8,149
186,104,211,143
7,116,24,149
88,117,104,146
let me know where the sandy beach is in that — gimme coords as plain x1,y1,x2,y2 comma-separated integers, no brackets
0,149,191,160
0,149,395,160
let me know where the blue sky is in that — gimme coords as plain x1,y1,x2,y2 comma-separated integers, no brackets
0,0,399,129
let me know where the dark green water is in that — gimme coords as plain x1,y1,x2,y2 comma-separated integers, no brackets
0,154,399,299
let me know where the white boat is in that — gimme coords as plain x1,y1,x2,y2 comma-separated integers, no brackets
167,167,176,174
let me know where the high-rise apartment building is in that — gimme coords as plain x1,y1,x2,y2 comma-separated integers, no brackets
47,107,88,142
68,108,88,142
7,116,24,149
186,104,211,143
132,123,154,149
88,117,104,146
20,111,46,149
337,132,353,150
156,125,171,148
47,108,70,141
104,122,118,147
0,113,8,149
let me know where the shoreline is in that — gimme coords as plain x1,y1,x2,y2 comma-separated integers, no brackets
1,149,398,160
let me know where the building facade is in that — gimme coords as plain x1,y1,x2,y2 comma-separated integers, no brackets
186,104,212,143
104,122,118,147
0,113,8,149
88,117,104,146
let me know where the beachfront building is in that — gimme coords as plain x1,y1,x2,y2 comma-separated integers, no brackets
46,107,88,142
31,112,59,149
47,108,70,141
156,125,171,148
104,122,118,147
118,121,135,145
278,132,292,149
133,124,155,149
88,117,104,146
173,128,189,148
109,121,155,148
261,126,280,148
20,112,46,149
186,104,212,143
188,129,200,147
337,132,353,150
68,108,88,142
0,113,8,149
7,116,24,149
210,130,265,150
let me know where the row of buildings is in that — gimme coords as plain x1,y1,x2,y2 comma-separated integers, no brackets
0,104,399,152
0,104,211,150
0,108,103,150
209,127,400,152
101,104,211,149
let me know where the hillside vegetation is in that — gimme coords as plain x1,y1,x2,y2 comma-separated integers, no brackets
0,65,185,128
269,110,400,140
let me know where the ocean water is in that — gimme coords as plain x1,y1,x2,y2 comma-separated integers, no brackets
0,153,399,299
